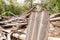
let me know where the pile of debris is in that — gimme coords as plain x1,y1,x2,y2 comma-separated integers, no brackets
0,15,28,40
0,16,27,30
49,13,60,37
0,5,35,40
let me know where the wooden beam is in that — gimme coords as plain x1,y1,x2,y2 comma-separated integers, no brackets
37,10,49,40
26,12,36,40
26,10,49,40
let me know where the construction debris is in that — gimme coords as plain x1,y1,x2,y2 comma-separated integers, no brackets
0,16,28,40
49,13,60,38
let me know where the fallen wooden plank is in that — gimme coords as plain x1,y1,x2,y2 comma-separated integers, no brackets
50,17,60,21
0,16,27,24
50,13,60,18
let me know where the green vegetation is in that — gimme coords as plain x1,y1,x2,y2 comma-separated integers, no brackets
42,0,60,14
1,0,60,16
0,0,30,16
